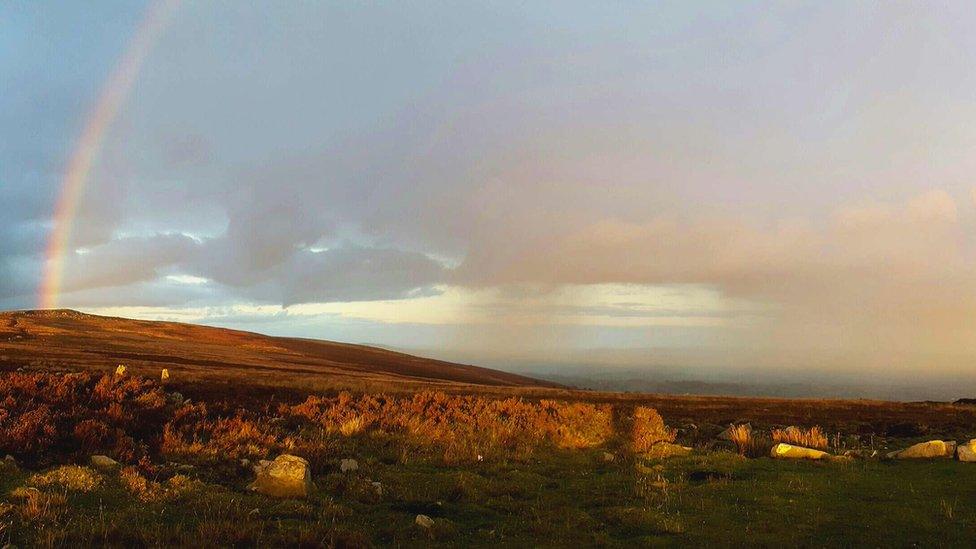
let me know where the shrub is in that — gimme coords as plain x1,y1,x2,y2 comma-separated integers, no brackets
282,391,614,463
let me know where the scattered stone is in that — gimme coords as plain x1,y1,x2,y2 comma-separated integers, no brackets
956,439,976,462
642,442,693,459
340,458,359,473
28,465,102,492
253,460,273,475
370,481,383,497
415,514,435,530
249,454,313,498
115,364,127,377
160,368,170,382
602,452,616,463
90,455,119,470
886,440,955,459
770,443,830,460
240,458,251,468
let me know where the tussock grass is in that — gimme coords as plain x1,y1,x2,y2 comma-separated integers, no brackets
772,426,828,450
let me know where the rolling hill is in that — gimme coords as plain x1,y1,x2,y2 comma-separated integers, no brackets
0,309,557,397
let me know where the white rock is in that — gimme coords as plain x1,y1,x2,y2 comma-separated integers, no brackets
770,443,830,460
89,455,119,469
886,440,955,459
957,439,976,462
340,458,359,473
415,514,435,529
249,455,313,498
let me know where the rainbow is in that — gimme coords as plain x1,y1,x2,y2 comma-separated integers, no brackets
39,0,180,309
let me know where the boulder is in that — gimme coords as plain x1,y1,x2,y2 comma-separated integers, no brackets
642,442,693,459
340,458,359,473
90,455,119,470
956,439,976,462
886,440,955,459
415,514,435,529
249,455,313,498
770,443,830,460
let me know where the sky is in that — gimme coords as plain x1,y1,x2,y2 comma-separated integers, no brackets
3,1,976,392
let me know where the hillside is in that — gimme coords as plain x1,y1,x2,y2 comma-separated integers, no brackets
0,309,556,395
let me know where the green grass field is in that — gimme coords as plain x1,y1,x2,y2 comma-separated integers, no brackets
4,447,974,547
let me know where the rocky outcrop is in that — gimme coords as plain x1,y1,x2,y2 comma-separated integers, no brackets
249,455,313,498
956,439,976,462
886,440,956,459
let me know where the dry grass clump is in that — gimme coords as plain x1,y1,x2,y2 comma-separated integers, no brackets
728,425,772,458
27,465,102,492
284,391,614,462
118,466,199,502
772,426,828,450
632,407,676,453
160,404,280,464
10,486,67,522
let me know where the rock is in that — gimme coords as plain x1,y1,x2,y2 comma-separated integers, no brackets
770,443,830,460
253,459,273,475
415,514,435,529
718,423,751,441
115,364,127,377
642,442,693,459
340,458,359,473
886,440,955,459
370,481,383,497
160,369,170,382
956,439,976,462
249,455,313,498
90,455,119,470
602,452,616,463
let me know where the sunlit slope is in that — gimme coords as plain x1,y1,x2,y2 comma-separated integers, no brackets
0,309,555,390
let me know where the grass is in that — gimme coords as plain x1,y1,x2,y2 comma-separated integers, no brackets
1,371,975,546
3,450,976,547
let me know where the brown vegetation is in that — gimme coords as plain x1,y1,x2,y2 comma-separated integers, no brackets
728,425,772,458
772,426,828,450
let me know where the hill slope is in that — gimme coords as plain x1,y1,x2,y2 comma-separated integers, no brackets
0,309,556,394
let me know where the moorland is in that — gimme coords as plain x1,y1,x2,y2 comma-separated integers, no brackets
1,310,975,547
